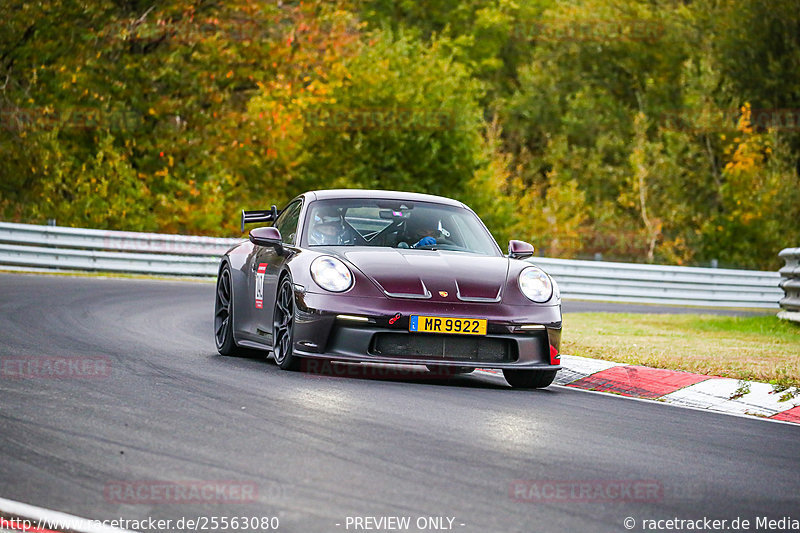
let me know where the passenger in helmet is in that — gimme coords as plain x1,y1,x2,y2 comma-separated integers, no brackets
402,213,440,248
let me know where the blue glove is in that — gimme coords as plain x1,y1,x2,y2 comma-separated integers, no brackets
413,236,437,248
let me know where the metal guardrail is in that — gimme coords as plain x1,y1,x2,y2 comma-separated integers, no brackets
0,222,240,276
530,257,782,309
778,247,800,322
0,222,785,308
0,221,240,255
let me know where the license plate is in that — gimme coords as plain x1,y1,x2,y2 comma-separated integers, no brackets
409,315,487,336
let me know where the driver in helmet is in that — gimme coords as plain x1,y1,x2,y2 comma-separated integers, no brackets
309,208,347,245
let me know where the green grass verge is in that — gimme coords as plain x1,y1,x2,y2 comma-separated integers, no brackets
562,313,800,389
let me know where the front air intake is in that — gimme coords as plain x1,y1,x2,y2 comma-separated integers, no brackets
370,333,516,363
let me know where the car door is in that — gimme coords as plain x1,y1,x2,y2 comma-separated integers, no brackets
247,199,303,345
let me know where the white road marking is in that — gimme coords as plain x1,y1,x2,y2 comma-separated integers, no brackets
0,496,136,533
662,378,800,417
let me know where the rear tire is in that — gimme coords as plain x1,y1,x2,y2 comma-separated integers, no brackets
503,369,557,389
272,275,301,371
214,263,243,356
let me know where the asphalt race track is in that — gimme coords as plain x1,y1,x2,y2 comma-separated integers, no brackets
0,273,797,533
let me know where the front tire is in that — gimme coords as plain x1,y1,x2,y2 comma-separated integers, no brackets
214,263,242,356
272,275,301,371
503,369,557,389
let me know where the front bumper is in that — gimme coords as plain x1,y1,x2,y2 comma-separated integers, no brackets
291,290,562,370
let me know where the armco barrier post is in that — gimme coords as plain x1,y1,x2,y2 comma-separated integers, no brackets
778,247,800,323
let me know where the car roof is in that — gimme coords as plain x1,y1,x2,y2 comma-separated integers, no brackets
303,189,467,208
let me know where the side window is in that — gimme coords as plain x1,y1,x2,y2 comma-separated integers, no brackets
273,201,303,245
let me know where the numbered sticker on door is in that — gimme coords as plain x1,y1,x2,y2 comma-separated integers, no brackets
255,263,268,309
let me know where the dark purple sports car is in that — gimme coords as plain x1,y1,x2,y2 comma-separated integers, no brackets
214,189,562,388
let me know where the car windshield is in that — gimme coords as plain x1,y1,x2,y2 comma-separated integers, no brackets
304,199,500,256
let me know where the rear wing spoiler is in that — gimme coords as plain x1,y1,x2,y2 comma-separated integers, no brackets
241,205,280,233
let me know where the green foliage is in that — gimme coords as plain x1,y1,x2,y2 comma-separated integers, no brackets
266,29,486,199
1,0,289,234
711,0,800,111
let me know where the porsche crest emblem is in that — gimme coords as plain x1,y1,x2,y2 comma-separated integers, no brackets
438,291,449,298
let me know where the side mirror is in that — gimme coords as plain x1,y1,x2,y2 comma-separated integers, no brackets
250,226,283,254
508,240,534,259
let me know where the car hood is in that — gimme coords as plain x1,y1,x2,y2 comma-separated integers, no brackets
339,248,509,301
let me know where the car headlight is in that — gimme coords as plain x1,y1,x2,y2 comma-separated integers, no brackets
310,256,353,292
518,266,553,303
